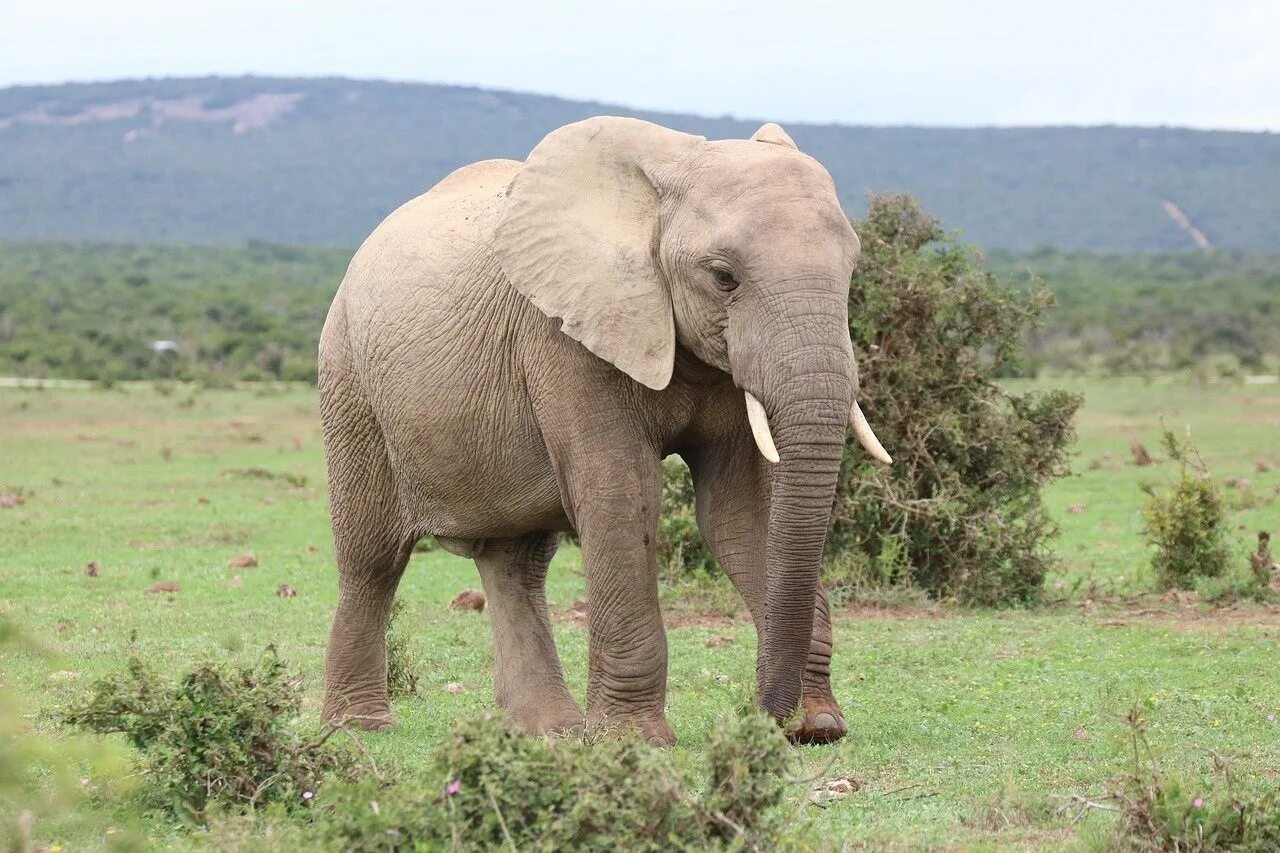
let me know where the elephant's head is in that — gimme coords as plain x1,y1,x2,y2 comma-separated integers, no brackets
495,117,890,722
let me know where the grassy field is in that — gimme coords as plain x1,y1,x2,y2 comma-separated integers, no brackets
2,377,1279,849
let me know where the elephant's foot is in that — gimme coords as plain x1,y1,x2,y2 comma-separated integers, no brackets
504,700,585,737
789,694,847,745
322,696,396,731
588,709,676,747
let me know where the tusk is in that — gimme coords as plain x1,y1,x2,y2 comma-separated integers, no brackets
850,401,892,464
744,392,780,464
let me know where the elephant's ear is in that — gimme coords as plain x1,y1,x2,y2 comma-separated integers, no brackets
495,117,703,391
751,122,798,149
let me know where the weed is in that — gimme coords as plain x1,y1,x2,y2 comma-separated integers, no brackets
1112,706,1280,851
1141,428,1234,591
386,599,419,699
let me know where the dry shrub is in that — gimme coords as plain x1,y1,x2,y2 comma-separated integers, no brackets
1113,706,1280,851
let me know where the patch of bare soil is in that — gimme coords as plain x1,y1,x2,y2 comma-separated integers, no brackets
553,599,744,629
835,601,945,622
553,598,941,629
1089,592,1280,633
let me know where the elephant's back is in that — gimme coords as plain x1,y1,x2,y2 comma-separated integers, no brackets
336,158,524,364
323,158,566,538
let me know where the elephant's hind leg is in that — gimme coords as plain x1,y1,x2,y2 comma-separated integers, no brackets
475,533,583,735
320,355,412,730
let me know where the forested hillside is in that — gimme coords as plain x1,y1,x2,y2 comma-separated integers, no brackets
1,242,1273,382
3,76,1279,251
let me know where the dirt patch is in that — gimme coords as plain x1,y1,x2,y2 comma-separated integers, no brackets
553,598,939,629
1091,595,1280,633
553,599,744,630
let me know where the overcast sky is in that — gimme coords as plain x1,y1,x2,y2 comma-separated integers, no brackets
4,0,1278,131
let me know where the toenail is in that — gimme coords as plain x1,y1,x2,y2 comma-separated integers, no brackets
814,712,837,729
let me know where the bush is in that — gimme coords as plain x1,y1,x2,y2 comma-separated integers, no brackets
386,599,420,699
1113,706,1280,851
1142,428,1234,591
656,457,717,582
320,709,791,851
62,648,359,819
657,194,1080,606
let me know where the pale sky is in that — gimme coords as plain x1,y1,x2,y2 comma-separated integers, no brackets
4,0,1279,131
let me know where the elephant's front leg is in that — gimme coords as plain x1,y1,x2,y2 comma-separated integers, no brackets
689,428,848,744
575,456,673,745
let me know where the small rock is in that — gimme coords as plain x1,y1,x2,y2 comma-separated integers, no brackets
276,584,297,598
705,634,735,648
147,581,180,594
228,552,258,569
227,575,244,589
809,774,863,805
0,492,27,509
84,560,101,577
449,589,487,612
443,682,464,694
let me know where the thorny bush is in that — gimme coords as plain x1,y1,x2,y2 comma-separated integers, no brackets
61,648,359,819
661,194,1080,605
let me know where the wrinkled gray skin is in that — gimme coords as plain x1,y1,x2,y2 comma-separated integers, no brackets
319,117,874,746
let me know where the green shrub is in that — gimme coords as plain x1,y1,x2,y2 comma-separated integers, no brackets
386,599,420,699
62,648,359,819
320,709,791,851
1113,706,1280,851
657,194,1079,606
832,195,1080,605
656,457,718,582
1142,428,1234,590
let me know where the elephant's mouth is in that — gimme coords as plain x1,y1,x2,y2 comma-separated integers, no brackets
743,390,891,466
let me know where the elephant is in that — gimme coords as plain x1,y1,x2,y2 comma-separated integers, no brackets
318,116,891,747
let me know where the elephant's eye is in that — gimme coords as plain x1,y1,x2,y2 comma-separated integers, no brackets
710,266,738,291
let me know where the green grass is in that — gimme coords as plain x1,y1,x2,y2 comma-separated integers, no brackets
2,377,1279,849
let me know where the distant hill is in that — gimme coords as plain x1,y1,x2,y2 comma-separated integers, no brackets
2,76,1279,251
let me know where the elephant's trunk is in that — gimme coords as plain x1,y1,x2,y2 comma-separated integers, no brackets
754,383,849,721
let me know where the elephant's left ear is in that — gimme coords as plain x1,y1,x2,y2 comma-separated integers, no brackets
495,117,704,391
751,123,798,149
